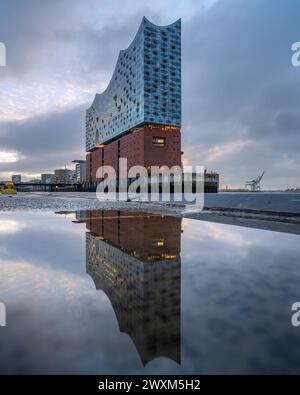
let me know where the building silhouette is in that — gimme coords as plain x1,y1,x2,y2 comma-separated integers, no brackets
12,174,21,184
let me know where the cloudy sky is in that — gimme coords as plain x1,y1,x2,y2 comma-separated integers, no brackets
0,0,299,188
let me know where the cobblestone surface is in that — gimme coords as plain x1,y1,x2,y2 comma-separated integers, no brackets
1,192,300,215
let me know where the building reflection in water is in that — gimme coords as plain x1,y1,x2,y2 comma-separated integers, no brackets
76,210,182,366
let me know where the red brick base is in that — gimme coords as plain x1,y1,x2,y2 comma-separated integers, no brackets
86,125,181,181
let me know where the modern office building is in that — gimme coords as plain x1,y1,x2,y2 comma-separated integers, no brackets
12,174,21,183
41,173,55,184
67,170,77,184
54,168,74,184
77,210,181,365
86,17,181,184
72,160,86,183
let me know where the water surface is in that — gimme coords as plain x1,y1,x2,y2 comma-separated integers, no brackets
0,210,300,374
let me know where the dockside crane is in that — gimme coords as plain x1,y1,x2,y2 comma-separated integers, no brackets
245,171,265,192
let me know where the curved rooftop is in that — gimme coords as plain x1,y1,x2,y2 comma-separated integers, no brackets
86,17,181,151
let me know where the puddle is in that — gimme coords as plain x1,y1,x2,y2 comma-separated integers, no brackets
0,210,300,373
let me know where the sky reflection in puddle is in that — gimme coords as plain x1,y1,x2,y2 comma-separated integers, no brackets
0,210,300,374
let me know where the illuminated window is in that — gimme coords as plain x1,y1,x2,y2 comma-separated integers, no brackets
156,240,164,247
152,136,166,146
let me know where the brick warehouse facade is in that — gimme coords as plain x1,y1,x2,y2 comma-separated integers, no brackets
86,125,181,181
85,17,182,185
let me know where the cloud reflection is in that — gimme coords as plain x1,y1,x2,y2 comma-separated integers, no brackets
0,219,25,234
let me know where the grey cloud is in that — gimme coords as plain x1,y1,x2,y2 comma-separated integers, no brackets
182,0,300,187
0,0,162,82
1,0,300,187
0,105,85,173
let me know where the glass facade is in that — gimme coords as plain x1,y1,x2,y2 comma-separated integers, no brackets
86,17,181,151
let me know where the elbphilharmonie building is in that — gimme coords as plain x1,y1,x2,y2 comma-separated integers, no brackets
86,17,182,183
80,210,181,365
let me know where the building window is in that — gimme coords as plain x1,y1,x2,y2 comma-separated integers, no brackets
152,136,166,146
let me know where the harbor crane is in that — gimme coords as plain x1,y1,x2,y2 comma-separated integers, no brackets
245,171,265,192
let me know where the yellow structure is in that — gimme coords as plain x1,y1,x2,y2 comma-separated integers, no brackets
1,182,17,195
